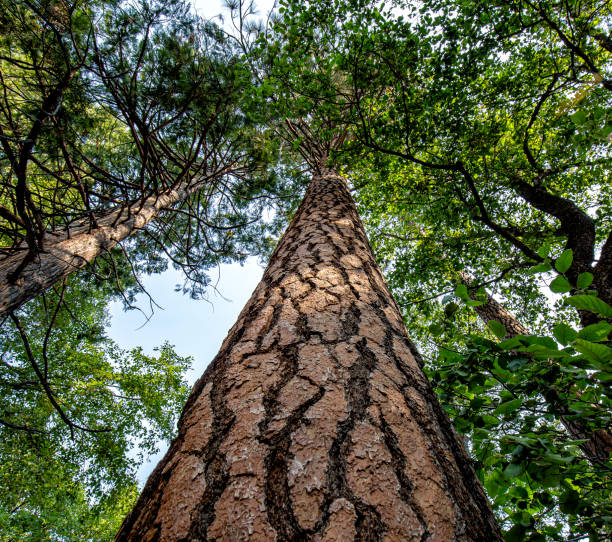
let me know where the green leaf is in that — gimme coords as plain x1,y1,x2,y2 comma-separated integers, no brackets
504,524,527,542
554,249,573,273
510,486,529,499
566,295,612,318
578,322,612,342
593,371,612,382
570,110,587,124
576,272,594,289
537,243,550,258
542,453,574,465
455,284,469,301
525,335,558,349
444,301,459,317
429,323,444,336
503,462,524,479
550,276,572,293
507,356,530,370
481,414,500,427
574,339,612,365
523,344,565,358
498,337,523,350
488,320,507,339
539,468,561,488
494,398,522,416
559,489,581,514
439,348,463,364
530,261,552,274
553,323,577,345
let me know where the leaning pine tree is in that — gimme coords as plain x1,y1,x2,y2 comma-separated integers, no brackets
116,163,502,540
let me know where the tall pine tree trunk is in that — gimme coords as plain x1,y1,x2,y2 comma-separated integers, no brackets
117,172,501,541
0,180,200,319
460,273,612,465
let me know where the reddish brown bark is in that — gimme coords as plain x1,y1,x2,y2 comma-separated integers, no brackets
458,273,530,340
461,274,612,465
117,173,502,541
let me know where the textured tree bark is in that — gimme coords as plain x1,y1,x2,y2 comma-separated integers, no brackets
0,180,200,319
458,273,530,340
460,274,612,465
116,172,502,541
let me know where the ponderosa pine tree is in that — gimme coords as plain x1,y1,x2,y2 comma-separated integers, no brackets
0,0,271,319
115,167,502,540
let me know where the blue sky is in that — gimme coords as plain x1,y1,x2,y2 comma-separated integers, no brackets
108,259,264,480
108,259,264,384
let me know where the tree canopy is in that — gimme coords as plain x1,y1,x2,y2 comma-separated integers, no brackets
1,0,611,540
0,274,192,541
0,0,283,317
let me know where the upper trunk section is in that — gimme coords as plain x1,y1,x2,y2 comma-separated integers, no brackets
116,172,502,541
0,182,195,319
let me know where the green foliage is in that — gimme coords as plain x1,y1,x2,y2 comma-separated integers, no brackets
428,283,611,539
1,0,610,538
552,323,577,346
554,250,573,274
550,276,572,294
0,275,191,540
567,296,612,319
0,442,138,542
0,0,284,304
577,272,594,289
488,320,507,340
0,0,290,535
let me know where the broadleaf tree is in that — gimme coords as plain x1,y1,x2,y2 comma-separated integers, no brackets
0,274,192,541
